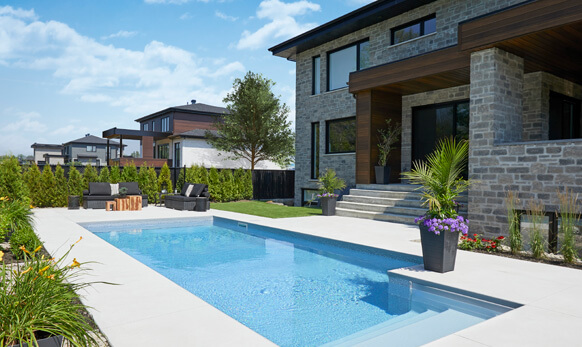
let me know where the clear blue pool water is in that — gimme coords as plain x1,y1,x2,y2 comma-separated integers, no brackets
84,217,516,346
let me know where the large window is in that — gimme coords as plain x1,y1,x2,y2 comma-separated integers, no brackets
326,117,356,154
157,144,169,159
143,123,149,131
549,92,581,140
327,40,370,91
161,117,170,132
312,56,321,95
391,15,436,45
86,145,96,152
311,122,320,179
151,121,155,132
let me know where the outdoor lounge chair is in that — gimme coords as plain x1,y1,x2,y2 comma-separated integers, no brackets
82,182,148,209
165,183,210,211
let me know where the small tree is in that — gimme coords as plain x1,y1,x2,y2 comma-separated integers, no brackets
176,167,186,193
198,166,209,186
158,163,173,193
54,164,68,207
110,165,121,184
185,165,197,184
67,165,84,201
145,167,159,203
220,169,234,202
0,156,28,201
82,164,98,191
23,164,42,207
122,161,139,183
243,170,253,200
98,166,110,183
39,165,57,207
208,167,222,202
377,119,401,167
233,168,245,201
205,71,294,170
137,164,149,192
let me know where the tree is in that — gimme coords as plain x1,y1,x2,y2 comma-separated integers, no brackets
233,168,245,201
145,167,159,203
82,164,98,191
158,163,173,193
122,162,139,182
205,71,294,169
137,164,149,192
54,164,68,207
243,170,253,200
176,167,185,193
0,156,28,201
208,167,222,202
40,165,57,207
67,165,83,202
110,165,121,183
219,169,234,202
23,164,42,207
98,166,110,183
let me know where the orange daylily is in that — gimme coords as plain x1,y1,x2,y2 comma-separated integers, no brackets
0,250,4,260
33,245,42,253
47,274,55,280
21,267,32,275
70,258,81,268
19,246,30,254
38,265,50,275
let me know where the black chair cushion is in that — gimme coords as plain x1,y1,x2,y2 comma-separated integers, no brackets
181,183,191,196
89,182,111,196
189,184,207,197
119,182,140,195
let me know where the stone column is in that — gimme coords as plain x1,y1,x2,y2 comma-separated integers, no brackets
468,47,524,235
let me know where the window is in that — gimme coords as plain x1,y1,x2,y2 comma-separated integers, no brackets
549,92,581,140
391,15,436,45
161,117,170,132
86,145,96,152
143,123,149,131
312,56,321,95
302,189,320,206
174,142,181,167
311,122,320,179
326,117,356,153
151,121,155,132
327,40,370,91
157,144,169,159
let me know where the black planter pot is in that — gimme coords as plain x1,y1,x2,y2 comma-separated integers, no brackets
374,166,391,184
14,335,64,347
320,196,337,216
419,223,459,273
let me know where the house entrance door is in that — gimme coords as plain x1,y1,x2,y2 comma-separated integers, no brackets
412,100,469,164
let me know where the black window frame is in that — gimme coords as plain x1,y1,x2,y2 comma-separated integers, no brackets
311,122,320,179
325,116,357,154
326,39,369,92
312,56,321,95
391,14,436,45
161,116,170,132
174,142,181,167
549,91,581,140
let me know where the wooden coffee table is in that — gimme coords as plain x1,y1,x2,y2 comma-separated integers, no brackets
114,196,142,211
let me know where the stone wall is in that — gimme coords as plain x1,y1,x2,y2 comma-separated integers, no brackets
293,0,528,206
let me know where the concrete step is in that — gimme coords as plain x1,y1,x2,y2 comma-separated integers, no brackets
337,201,426,216
348,189,423,200
335,208,418,225
356,183,422,192
342,195,424,208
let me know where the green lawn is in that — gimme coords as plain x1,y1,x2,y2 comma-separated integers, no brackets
210,201,322,218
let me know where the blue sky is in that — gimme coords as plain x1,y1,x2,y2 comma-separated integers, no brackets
0,0,373,156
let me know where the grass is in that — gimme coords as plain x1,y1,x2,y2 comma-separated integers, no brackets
210,201,322,218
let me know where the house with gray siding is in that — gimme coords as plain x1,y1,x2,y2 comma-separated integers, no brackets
270,0,582,237
62,135,122,166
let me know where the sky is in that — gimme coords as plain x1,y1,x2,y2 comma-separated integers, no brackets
0,0,374,156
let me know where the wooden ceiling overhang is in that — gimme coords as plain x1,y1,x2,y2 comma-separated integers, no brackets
349,0,582,96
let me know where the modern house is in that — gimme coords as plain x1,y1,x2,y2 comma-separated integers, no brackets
270,0,582,236
31,135,122,166
103,101,281,169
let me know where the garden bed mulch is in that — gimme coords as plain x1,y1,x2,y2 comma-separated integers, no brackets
1,244,111,347
460,247,582,270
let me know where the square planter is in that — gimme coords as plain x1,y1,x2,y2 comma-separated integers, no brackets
375,166,391,184
320,196,337,216
419,223,459,273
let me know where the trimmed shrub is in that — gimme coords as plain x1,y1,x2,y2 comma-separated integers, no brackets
145,167,159,203
82,164,98,191
122,162,139,183
23,164,42,207
67,165,83,201
158,163,173,193
98,166,110,183
54,164,68,207
233,168,245,201
39,165,57,207
176,167,185,193
208,167,222,202
0,156,28,201
197,166,209,185
243,170,253,200
110,165,121,183
220,169,235,202
137,164,149,192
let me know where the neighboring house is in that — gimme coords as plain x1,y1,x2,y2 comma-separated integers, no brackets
270,0,582,236
103,101,281,169
31,143,65,165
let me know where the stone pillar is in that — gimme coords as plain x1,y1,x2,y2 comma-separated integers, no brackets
468,47,524,235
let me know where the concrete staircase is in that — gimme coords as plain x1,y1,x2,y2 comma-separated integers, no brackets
336,184,467,225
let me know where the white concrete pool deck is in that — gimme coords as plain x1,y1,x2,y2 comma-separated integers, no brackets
32,206,582,347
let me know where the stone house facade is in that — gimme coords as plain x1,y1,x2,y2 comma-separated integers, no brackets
270,0,582,236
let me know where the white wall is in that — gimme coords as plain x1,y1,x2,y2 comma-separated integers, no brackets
34,148,61,163
181,138,282,169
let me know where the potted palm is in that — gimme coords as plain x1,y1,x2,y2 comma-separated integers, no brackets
402,137,470,273
317,169,346,216
375,119,401,184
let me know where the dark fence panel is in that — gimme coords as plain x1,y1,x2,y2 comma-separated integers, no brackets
252,170,294,200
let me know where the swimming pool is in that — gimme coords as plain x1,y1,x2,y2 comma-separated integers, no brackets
83,217,517,346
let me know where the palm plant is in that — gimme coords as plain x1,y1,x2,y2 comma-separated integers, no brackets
402,137,470,219
317,168,346,197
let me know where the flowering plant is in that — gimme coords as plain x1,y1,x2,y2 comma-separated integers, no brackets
459,234,505,253
317,192,338,198
415,215,469,235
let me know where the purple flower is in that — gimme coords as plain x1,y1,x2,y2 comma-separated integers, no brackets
415,214,469,235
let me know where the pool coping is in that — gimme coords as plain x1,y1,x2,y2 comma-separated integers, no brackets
32,206,582,346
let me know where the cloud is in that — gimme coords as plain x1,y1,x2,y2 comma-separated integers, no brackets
0,6,37,20
3,110,47,133
346,0,376,5
179,12,192,20
236,0,320,50
144,0,192,4
50,124,90,136
215,10,238,22
101,30,138,40
0,6,246,115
